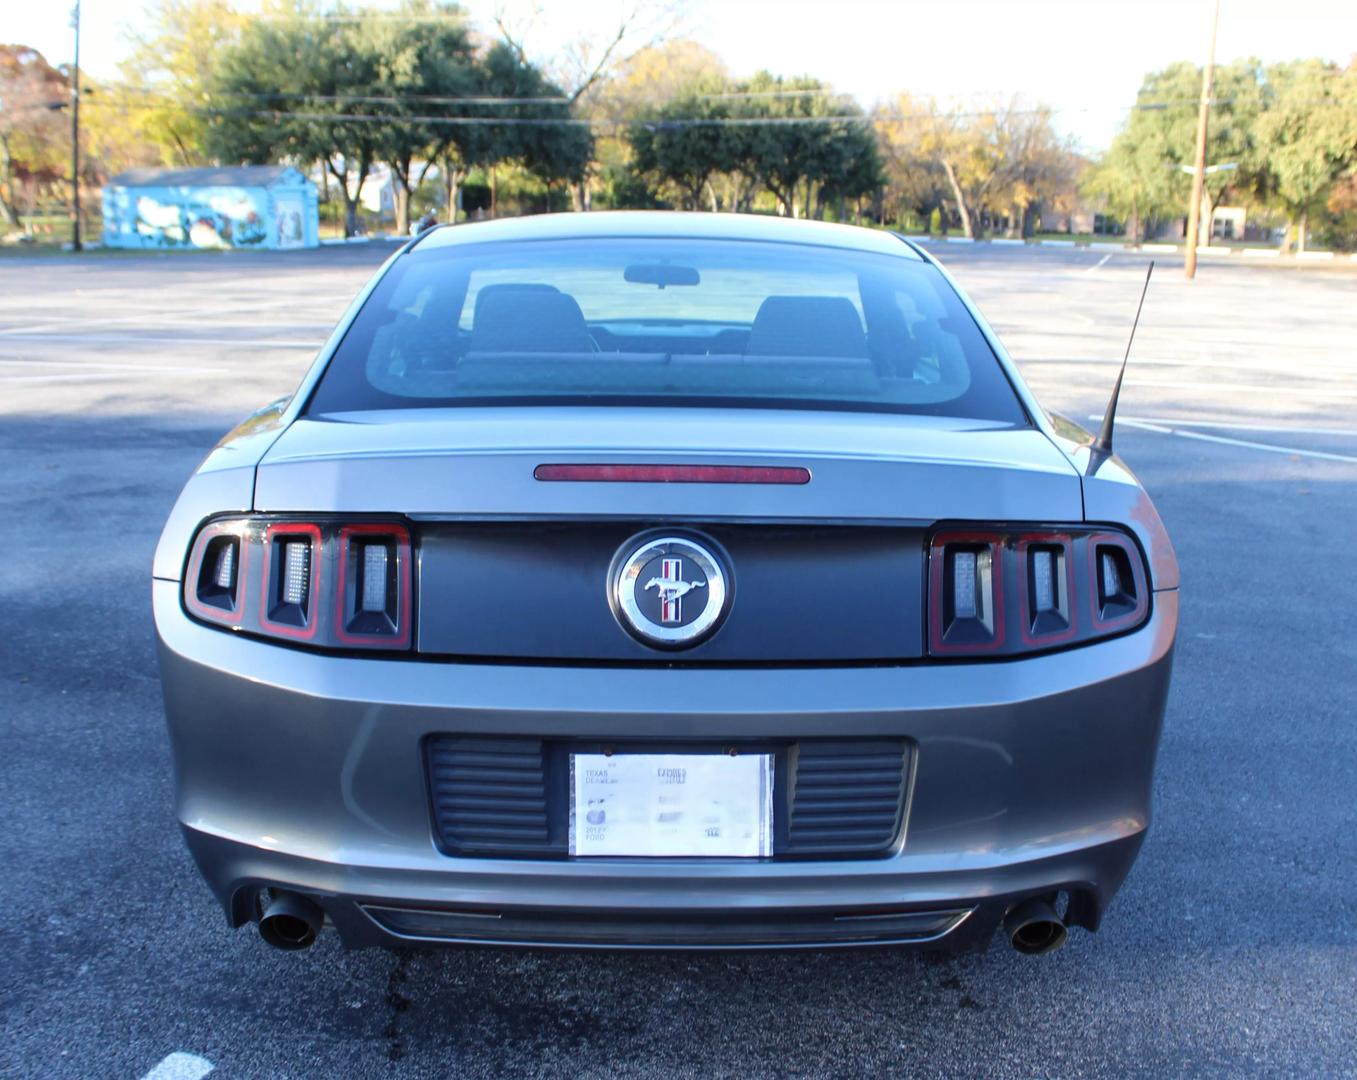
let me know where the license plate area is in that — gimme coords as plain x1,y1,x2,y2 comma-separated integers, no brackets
426,735,909,861
570,751,774,858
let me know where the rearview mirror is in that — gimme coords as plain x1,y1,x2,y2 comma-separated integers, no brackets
624,264,701,288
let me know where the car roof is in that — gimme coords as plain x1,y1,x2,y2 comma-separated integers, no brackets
412,211,922,259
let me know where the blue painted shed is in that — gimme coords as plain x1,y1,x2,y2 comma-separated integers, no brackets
102,165,319,250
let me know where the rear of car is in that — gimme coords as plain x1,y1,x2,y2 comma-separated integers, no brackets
153,213,1177,953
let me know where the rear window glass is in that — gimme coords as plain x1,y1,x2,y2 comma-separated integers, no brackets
305,236,1026,423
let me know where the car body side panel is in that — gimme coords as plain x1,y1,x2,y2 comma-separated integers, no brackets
1045,411,1180,591
152,461,258,582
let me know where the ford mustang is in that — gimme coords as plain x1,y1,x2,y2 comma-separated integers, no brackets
153,212,1177,955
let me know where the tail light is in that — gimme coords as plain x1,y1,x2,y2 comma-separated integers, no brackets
184,521,247,625
183,517,412,651
928,525,1149,657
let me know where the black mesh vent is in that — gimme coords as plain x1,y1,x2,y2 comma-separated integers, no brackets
783,741,909,855
427,737,549,854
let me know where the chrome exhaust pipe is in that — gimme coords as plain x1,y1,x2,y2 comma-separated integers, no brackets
1003,897,1068,955
258,891,324,951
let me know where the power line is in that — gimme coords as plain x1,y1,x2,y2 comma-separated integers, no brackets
103,85,875,107
70,94,1352,130
96,82,1356,112
112,86,575,107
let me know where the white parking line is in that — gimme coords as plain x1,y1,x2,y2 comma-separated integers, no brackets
0,333,319,349
1111,418,1357,464
0,297,338,336
1121,378,1357,399
1024,354,1355,379
139,1052,214,1080
0,359,230,374
1108,415,1357,437
0,372,145,384
1083,254,1113,273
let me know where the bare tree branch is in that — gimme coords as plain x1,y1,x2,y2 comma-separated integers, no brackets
489,0,683,105
566,1,684,104
491,2,536,65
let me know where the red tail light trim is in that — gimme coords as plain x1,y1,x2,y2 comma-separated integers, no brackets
927,524,1151,659
928,530,1006,655
1087,531,1149,633
184,516,418,653
258,522,323,641
1016,533,1078,647
334,523,413,648
183,520,248,626
534,464,811,485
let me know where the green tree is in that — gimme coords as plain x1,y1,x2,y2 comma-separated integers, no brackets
1087,60,1266,244
1253,59,1357,251
588,40,725,211
730,72,881,219
479,44,592,200
874,95,948,231
812,113,883,220
119,0,248,165
1083,127,1178,243
428,42,591,222
492,0,686,209
366,0,478,235
627,83,733,209
205,3,389,236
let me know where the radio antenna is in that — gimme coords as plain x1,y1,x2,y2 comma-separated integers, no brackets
1094,260,1154,455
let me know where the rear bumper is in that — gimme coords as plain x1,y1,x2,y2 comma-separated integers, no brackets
182,825,1144,950
154,580,1176,951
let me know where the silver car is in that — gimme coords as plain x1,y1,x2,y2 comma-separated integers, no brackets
153,212,1177,955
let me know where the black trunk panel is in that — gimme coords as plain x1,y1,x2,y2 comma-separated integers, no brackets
415,522,924,661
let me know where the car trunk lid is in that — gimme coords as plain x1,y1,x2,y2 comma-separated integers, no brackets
254,407,1081,522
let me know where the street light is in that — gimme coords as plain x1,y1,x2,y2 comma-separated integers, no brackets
1173,162,1238,175
1171,161,1238,250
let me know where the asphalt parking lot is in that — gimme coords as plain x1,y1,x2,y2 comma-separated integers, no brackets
2,236,1355,1079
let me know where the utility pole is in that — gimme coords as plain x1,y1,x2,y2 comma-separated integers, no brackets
70,0,82,251
1184,0,1220,280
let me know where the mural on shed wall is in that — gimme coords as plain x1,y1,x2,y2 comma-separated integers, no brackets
120,187,268,249
102,168,320,250
274,195,305,248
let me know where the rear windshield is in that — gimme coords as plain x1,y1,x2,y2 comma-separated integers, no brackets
305,236,1026,423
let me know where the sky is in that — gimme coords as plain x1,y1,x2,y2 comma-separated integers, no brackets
7,0,1356,151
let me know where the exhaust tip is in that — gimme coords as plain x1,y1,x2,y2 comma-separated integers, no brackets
1004,897,1068,956
258,891,323,951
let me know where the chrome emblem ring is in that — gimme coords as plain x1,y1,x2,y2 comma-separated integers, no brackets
611,535,729,648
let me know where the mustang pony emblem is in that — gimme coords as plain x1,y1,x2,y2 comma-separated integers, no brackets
613,535,729,646
644,558,706,622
